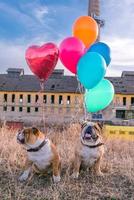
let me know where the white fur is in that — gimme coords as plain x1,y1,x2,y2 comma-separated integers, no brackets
53,175,61,183
80,146,101,167
71,172,79,179
18,167,31,182
28,139,53,170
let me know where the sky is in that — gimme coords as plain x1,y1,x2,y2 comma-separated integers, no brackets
0,0,134,76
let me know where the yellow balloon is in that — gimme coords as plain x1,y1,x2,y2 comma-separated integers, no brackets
73,16,98,47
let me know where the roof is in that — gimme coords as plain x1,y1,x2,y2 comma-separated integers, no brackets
0,69,80,93
0,69,133,94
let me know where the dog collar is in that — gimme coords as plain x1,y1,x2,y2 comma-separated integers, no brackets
81,140,104,148
27,139,48,152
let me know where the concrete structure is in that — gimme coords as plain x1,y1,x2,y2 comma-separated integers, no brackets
0,68,134,125
88,0,104,40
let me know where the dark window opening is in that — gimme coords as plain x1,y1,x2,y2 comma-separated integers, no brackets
131,97,134,105
11,106,15,111
59,95,63,104
19,107,23,112
27,107,31,113
123,97,126,106
27,95,31,103
35,95,39,103
43,95,47,104
3,106,7,111
4,94,7,102
51,95,55,104
51,84,55,90
35,107,39,112
116,110,125,119
12,94,15,103
19,94,23,103
67,96,71,105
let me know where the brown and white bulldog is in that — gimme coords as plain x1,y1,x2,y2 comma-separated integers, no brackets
71,121,104,179
17,127,61,183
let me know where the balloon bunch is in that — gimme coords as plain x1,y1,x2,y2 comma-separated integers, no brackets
25,15,115,114
59,16,115,113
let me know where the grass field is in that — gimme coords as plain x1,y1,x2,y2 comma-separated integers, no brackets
0,125,134,200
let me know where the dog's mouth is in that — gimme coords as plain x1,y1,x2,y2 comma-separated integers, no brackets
17,137,25,144
84,132,92,140
82,126,99,142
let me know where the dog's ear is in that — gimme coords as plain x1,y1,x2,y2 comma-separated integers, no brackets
81,120,88,129
94,122,104,135
32,127,40,135
96,122,104,130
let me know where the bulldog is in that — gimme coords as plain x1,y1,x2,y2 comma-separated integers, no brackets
17,127,61,183
71,121,104,179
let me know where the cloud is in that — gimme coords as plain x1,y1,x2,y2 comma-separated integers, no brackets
34,6,49,23
0,2,35,29
0,40,28,74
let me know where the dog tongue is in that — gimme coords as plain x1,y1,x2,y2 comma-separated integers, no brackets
85,133,91,139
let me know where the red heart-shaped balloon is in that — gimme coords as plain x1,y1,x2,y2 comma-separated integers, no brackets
25,43,59,81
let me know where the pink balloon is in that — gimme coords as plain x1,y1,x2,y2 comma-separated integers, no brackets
59,37,85,74
25,43,59,81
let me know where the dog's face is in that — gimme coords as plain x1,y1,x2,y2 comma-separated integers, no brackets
81,121,103,145
17,127,41,145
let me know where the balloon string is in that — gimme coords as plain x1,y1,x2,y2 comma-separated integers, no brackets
77,78,88,122
39,80,46,133
40,80,44,92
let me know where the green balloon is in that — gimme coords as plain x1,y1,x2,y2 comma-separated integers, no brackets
84,79,115,113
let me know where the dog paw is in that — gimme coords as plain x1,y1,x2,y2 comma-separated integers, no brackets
18,172,29,182
53,175,61,183
96,171,104,177
71,172,79,179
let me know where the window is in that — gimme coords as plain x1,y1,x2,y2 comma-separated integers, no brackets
27,107,31,113
19,107,23,112
43,95,47,104
11,106,15,111
27,95,31,103
123,97,126,106
131,97,134,105
51,95,55,104
4,94,7,102
59,95,63,104
19,94,23,103
35,95,39,103
116,110,125,119
3,106,7,111
67,96,71,105
35,107,39,112
12,94,15,103
92,114,102,119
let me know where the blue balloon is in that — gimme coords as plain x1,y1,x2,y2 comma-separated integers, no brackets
77,52,106,89
88,42,111,66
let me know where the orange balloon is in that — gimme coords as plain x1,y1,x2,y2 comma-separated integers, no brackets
73,16,98,47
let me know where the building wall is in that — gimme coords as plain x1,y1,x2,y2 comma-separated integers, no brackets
0,91,134,124
0,91,84,124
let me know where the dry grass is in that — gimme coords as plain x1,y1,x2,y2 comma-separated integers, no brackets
0,125,134,200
